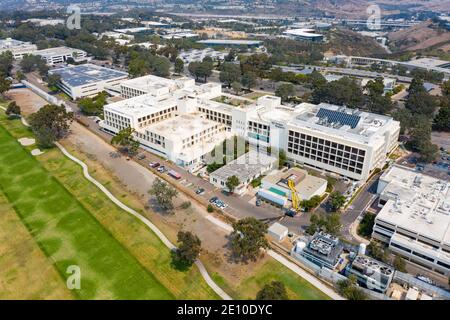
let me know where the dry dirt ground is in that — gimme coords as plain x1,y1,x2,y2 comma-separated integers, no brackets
388,21,450,52
5,88,48,113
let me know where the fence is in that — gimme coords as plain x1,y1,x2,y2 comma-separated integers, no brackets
21,80,63,106
394,271,450,300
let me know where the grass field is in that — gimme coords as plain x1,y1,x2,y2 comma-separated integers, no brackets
0,191,73,299
0,113,218,299
211,259,330,300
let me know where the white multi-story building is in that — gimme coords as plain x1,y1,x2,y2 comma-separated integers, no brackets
372,165,450,276
101,74,400,179
0,38,37,59
49,64,129,100
35,46,88,65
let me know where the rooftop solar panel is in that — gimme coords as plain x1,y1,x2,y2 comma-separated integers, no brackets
316,108,360,129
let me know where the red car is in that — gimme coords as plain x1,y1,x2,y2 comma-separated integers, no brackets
149,162,160,168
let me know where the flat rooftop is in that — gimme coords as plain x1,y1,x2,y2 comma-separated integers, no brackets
105,93,178,118
210,150,277,182
288,102,396,144
406,57,450,69
377,165,450,245
120,75,194,93
283,28,323,38
35,46,84,57
0,38,34,49
197,39,263,45
49,64,128,88
145,113,222,140
263,167,327,199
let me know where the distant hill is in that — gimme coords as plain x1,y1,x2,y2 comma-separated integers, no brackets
325,28,388,57
388,20,450,52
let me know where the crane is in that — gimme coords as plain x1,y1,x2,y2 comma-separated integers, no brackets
287,179,299,211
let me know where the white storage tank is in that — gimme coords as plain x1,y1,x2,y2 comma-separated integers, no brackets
295,241,307,254
358,243,367,255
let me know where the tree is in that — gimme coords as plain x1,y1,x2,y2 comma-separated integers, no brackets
225,49,237,62
226,175,240,194
278,148,287,169
405,90,438,115
174,58,184,74
358,213,375,238
275,83,295,102
329,192,346,211
337,275,367,300
308,70,326,89
20,54,48,76
433,101,450,132
111,127,140,156
231,81,241,95
188,60,213,82
0,76,11,97
364,77,385,96
307,212,342,235
46,74,61,92
393,255,406,272
219,62,241,88
256,281,288,300
174,231,201,267
5,101,21,118
148,178,178,211
407,117,439,163
230,217,269,261
367,241,389,263
28,104,73,148
312,76,364,108
241,72,256,90
78,91,107,116
0,51,13,76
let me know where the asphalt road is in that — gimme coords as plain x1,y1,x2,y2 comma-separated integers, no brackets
24,73,366,238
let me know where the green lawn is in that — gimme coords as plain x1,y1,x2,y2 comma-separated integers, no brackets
0,122,175,299
211,259,330,300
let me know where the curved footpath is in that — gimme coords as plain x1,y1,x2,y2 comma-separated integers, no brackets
205,215,345,300
0,107,231,300
55,142,233,301
5,107,341,300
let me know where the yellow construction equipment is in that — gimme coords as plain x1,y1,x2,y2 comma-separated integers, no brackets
287,179,299,211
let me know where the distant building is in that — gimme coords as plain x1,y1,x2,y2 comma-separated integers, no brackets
35,46,88,66
260,167,327,204
0,38,37,59
283,28,324,42
197,39,263,48
49,64,128,100
209,151,277,195
345,254,394,293
299,232,344,269
372,165,450,276
179,48,226,64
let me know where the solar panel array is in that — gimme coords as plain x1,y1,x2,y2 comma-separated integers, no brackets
316,108,361,129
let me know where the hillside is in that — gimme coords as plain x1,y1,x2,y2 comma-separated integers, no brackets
325,28,388,57
388,20,450,52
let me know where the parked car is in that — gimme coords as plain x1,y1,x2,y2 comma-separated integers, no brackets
255,199,262,206
209,196,218,204
137,154,146,160
167,170,181,180
285,209,297,217
149,162,160,168
195,187,205,195
157,166,166,173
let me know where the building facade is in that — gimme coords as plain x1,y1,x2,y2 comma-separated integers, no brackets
0,38,37,59
101,74,400,179
372,166,450,276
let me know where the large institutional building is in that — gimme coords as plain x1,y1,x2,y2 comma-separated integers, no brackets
372,166,450,276
49,64,129,99
101,74,400,178
0,38,37,59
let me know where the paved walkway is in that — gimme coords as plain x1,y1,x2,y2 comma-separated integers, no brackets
55,142,232,300
3,106,232,300
203,209,345,300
